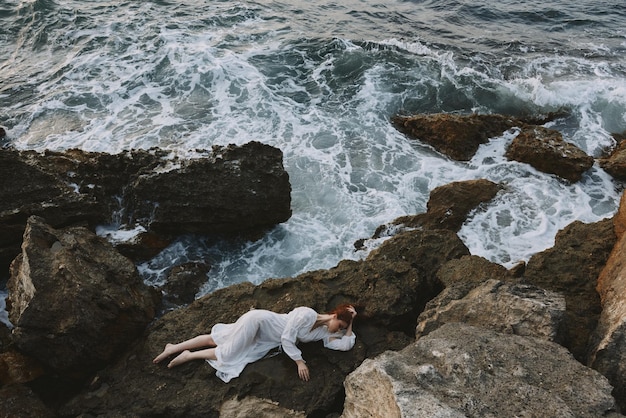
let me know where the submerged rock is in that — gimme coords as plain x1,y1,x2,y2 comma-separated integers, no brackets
342,323,620,418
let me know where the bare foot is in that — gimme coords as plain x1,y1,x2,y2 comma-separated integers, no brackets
153,343,178,364
168,350,192,368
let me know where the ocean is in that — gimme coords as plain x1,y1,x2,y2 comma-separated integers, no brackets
1,0,625,310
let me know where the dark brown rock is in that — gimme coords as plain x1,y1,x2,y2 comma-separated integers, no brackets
0,142,292,276
522,218,616,362
0,148,106,274
7,216,159,378
128,142,291,237
600,131,626,181
60,228,469,417
164,262,212,306
505,126,594,182
391,113,520,161
0,384,55,418
0,349,45,385
389,179,502,233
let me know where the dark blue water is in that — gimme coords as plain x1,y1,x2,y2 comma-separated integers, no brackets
1,0,625,308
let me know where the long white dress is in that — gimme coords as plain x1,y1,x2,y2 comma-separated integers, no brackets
206,306,356,382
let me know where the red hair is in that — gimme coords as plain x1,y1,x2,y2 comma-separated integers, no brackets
329,303,356,324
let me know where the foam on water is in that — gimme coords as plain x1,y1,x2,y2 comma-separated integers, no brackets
1,0,625,296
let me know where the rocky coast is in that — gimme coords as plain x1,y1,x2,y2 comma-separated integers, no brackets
1,114,626,417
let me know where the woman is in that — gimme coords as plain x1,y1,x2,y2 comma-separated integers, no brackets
153,304,357,383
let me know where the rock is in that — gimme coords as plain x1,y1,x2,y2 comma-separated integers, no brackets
505,126,594,182
0,142,292,275
588,196,626,410
0,148,105,274
416,279,566,342
522,218,616,362
127,142,291,237
60,228,469,417
0,384,56,418
220,396,306,418
341,323,621,418
0,349,45,385
7,216,159,378
599,131,626,181
615,191,626,239
391,113,521,161
163,261,212,306
388,179,502,233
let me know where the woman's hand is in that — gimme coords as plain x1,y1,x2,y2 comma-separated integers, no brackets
296,360,310,381
348,305,357,319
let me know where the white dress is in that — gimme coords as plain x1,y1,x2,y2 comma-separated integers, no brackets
206,306,356,382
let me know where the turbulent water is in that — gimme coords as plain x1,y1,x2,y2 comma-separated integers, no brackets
1,0,625,301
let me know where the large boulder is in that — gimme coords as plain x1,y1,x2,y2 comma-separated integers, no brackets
341,323,620,418
127,142,291,237
60,228,470,417
505,126,594,182
522,218,616,362
416,279,566,342
7,216,159,378
588,192,626,411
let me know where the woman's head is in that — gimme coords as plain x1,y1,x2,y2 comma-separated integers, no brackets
330,303,357,326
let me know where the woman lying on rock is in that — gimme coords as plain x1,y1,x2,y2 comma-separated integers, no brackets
152,304,358,383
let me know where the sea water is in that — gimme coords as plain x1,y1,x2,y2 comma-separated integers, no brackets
1,0,625,303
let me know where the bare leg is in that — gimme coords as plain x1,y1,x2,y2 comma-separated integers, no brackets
168,348,217,368
153,335,216,364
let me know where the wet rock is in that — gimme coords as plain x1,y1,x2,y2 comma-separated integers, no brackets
7,216,159,378
522,218,616,362
416,279,566,342
341,323,620,418
0,148,105,274
391,113,520,161
588,193,626,411
505,126,594,182
387,179,502,233
0,142,291,275
127,142,291,237
60,228,469,417
599,131,626,181
163,261,212,306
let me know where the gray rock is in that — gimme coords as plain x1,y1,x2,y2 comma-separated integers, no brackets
416,279,565,342
342,323,621,418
